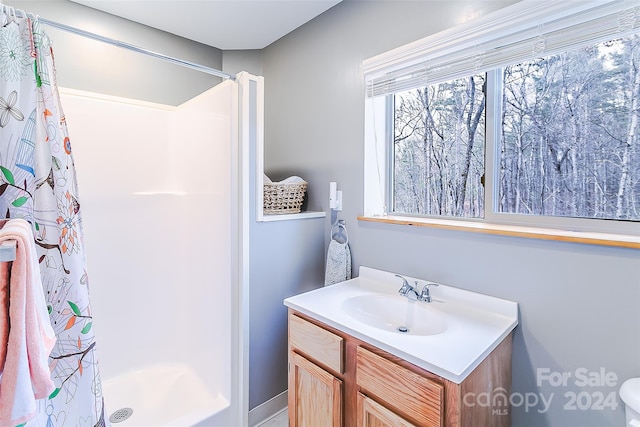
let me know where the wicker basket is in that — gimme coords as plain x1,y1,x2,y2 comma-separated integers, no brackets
263,181,307,214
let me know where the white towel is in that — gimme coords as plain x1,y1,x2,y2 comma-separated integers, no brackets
324,239,351,286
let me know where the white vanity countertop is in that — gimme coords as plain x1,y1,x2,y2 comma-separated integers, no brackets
284,266,519,384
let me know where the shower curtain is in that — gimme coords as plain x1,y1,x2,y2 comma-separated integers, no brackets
0,13,106,427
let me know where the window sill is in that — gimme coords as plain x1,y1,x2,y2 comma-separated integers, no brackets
357,215,640,249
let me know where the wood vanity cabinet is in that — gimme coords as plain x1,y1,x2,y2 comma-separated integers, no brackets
288,309,513,427
289,313,343,426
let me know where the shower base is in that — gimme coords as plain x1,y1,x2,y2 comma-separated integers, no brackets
102,363,229,427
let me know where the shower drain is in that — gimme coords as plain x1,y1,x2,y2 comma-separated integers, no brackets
109,407,134,423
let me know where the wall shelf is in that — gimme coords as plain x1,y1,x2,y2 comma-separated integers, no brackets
262,211,326,222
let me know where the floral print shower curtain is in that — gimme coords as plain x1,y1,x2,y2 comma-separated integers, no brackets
0,13,106,427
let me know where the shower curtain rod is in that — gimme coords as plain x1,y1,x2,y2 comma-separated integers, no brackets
37,17,234,81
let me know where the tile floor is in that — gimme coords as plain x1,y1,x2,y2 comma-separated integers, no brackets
256,408,288,427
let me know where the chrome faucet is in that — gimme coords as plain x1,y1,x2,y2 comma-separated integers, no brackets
395,274,420,300
396,274,438,302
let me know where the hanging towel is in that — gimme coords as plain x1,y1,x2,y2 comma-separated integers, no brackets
0,219,56,427
324,222,352,286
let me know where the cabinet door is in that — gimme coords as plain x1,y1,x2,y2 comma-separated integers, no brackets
357,393,417,427
289,351,342,427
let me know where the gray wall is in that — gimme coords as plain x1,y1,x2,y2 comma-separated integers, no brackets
248,216,325,411
8,0,224,106
223,50,263,77
261,1,640,426
246,75,325,413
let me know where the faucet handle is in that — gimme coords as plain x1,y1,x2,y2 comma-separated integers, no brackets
395,274,411,294
419,283,439,302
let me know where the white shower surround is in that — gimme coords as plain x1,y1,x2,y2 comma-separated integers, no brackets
60,79,246,426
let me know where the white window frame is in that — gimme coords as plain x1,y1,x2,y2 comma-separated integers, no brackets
363,0,640,238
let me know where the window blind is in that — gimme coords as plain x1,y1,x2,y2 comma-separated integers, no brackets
363,0,640,98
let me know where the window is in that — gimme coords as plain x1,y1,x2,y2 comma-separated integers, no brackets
499,38,639,222
393,75,486,218
364,0,640,236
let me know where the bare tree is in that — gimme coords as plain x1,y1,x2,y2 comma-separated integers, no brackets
393,36,640,222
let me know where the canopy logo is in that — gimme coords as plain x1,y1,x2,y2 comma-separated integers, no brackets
463,387,553,414
463,367,620,414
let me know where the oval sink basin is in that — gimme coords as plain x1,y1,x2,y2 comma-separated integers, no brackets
341,294,447,336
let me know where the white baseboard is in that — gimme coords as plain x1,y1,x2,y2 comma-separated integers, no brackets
248,390,288,427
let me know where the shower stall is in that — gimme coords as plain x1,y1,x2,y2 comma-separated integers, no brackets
61,72,259,426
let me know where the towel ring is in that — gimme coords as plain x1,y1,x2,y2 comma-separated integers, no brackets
330,220,348,245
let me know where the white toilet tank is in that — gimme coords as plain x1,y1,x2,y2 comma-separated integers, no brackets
620,378,640,426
